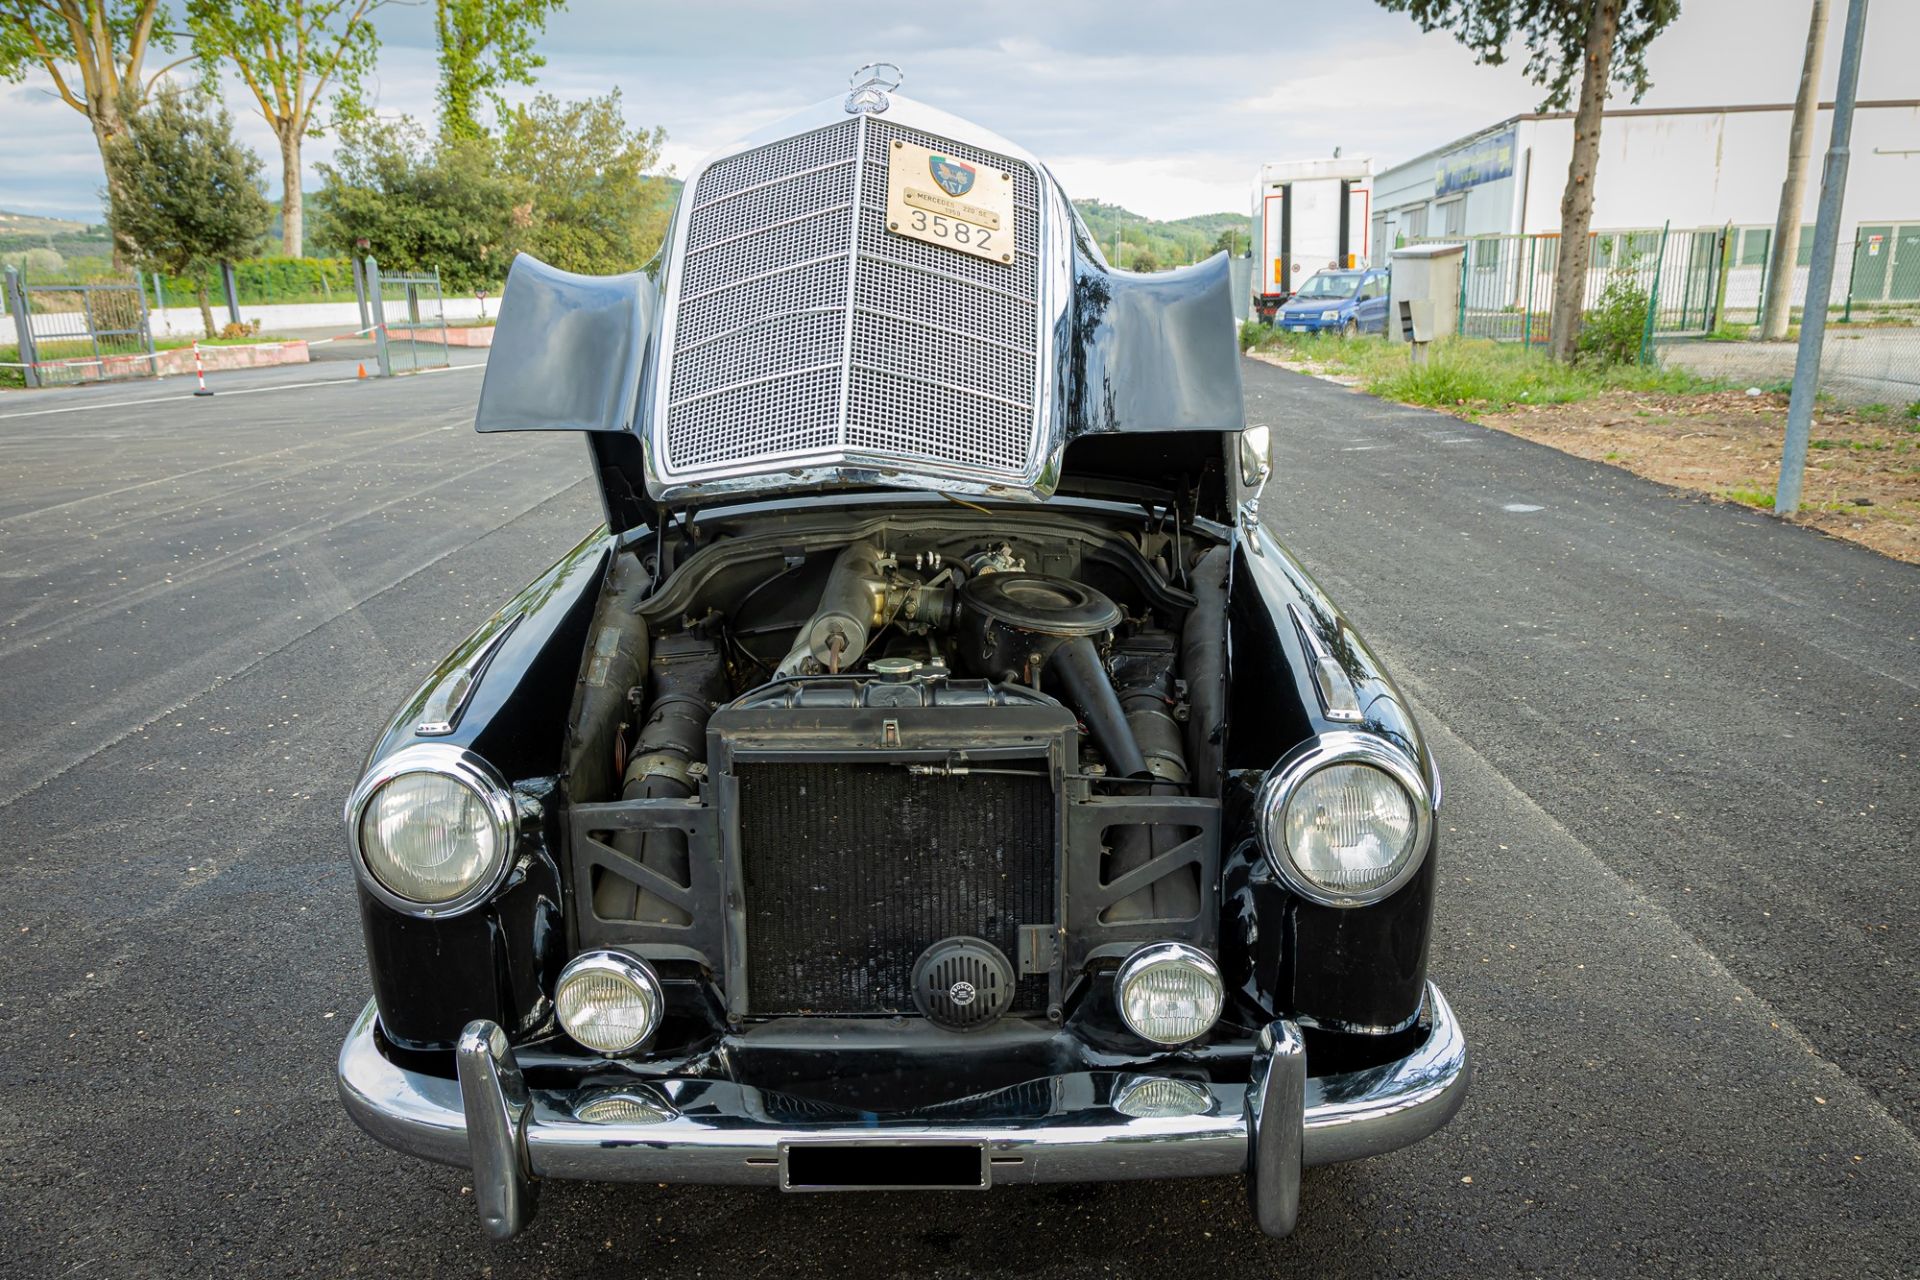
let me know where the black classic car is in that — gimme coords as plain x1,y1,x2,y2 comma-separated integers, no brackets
335,67,1468,1241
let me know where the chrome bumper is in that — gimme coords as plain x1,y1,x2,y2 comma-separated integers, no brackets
337,983,1468,1242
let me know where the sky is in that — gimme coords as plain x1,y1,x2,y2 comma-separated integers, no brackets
2,0,1916,225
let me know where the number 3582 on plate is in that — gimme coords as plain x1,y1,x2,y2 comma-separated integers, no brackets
884,139,1015,265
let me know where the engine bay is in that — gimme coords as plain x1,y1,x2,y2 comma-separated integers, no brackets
565,510,1229,1024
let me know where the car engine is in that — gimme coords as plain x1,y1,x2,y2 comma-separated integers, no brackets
565,516,1227,1030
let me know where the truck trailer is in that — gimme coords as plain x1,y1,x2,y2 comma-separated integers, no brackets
1250,157,1375,323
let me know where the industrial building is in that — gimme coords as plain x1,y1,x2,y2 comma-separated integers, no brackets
1371,100,1920,306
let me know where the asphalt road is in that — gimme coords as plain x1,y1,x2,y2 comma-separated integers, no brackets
2,356,1916,1278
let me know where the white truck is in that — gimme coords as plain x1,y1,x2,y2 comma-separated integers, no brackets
1250,157,1376,323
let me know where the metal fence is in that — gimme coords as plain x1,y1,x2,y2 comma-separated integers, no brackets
1414,223,1920,406
1423,225,1725,349
4,265,158,387
366,261,450,376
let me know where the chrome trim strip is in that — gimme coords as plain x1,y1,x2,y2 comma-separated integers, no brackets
846,361,1032,412
336,983,1469,1237
852,247,1037,304
1253,731,1435,909
855,304,1037,354
1287,603,1364,723
674,305,850,353
414,612,522,736
835,113,868,442
342,745,518,919
686,202,857,256
668,360,843,408
689,155,857,214
677,250,852,304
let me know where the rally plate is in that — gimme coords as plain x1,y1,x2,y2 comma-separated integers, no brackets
884,139,1016,264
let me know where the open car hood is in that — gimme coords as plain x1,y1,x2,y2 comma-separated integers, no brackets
475,91,1245,530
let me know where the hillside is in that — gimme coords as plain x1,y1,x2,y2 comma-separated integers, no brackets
0,209,112,262
1072,200,1248,271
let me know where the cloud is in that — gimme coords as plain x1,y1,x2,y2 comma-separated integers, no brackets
4,0,1916,225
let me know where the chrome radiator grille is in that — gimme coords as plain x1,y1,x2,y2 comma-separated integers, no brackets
661,115,1043,486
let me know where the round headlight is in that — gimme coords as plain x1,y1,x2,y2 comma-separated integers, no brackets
347,745,514,914
555,951,663,1055
1115,942,1224,1046
1259,732,1432,907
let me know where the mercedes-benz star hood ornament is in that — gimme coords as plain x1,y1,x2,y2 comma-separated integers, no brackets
844,62,902,114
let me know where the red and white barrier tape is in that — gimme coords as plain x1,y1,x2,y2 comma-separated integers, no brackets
0,323,392,371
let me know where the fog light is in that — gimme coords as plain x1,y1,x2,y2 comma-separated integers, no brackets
555,951,663,1055
1112,1075,1214,1119
572,1089,675,1125
1115,943,1224,1046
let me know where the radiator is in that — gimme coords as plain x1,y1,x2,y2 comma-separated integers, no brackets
735,762,1054,1015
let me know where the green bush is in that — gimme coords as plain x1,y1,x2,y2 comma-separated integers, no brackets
153,257,355,306
1578,273,1652,367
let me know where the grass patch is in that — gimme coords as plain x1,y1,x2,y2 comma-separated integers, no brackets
1243,327,1724,415
155,333,294,350
1723,487,1775,509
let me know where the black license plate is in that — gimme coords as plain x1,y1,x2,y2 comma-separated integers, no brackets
781,1141,989,1191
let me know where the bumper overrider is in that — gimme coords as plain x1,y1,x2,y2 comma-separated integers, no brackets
336,981,1468,1241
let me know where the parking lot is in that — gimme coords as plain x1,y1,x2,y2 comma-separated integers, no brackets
2,356,1916,1278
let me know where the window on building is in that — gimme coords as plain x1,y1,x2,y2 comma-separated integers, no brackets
1796,225,1816,266
1737,228,1771,267
1403,206,1428,240
1472,238,1500,270
1439,198,1467,237
1371,215,1387,261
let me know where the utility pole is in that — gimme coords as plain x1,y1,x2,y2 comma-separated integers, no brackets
1761,0,1830,341
1776,0,1870,514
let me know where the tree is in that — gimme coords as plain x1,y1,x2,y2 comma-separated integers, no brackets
434,0,564,141
1375,0,1680,360
308,113,521,291
186,0,388,258
1212,228,1251,257
499,90,670,273
1760,0,1829,341
103,81,270,336
0,1,196,242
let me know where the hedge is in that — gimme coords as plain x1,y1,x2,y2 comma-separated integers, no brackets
151,257,357,306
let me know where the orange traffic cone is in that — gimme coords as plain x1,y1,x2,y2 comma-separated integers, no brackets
356,361,367,379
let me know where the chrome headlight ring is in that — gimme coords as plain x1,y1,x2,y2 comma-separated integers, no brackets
344,743,518,918
1255,731,1435,908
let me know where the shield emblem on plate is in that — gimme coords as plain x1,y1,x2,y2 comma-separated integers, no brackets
929,155,976,198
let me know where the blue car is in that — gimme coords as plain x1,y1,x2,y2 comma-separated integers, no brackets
1275,267,1390,336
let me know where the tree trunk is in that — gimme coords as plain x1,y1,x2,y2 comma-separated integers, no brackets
1760,0,1830,341
196,282,217,339
1548,0,1621,364
280,129,305,259
91,102,135,269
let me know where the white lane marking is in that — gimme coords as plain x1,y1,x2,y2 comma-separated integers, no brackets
0,363,483,422
1339,444,1385,452
1504,503,1545,513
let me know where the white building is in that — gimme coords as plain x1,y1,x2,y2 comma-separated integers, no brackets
1372,100,1920,307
